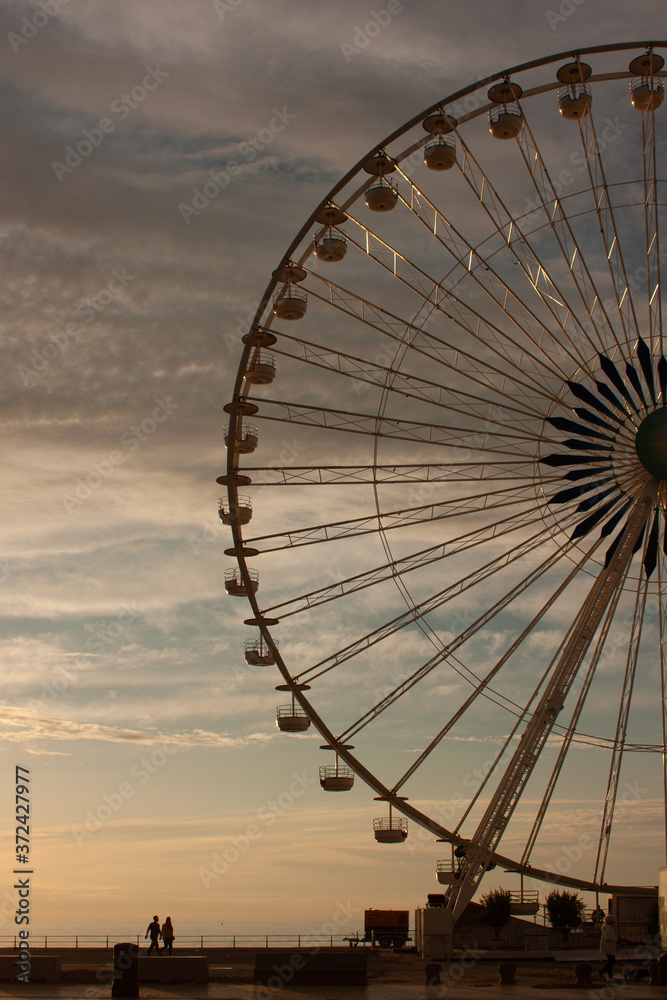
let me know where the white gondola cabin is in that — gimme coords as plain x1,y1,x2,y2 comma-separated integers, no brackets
423,137,456,170
224,567,258,597
319,764,354,791
244,352,276,385
365,179,398,212
373,816,408,843
556,62,592,119
630,77,664,112
435,859,459,885
276,704,310,732
558,84,592,119
509,890,539,916
273,285,307,320
488,109,523,139
363,150,398,211
314,232,347,262
629,51,665,111
244,637,276,666
218,495,252,526
224,421,258,455
487,79,523,139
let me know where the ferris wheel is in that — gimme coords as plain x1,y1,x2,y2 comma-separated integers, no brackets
222,41,667,921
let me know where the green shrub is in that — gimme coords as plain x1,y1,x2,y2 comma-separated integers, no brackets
480,888,512,935
546,890,586,941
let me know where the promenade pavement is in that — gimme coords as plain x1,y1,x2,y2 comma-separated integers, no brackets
0,978,665,999
1,985,667,999
1,949,664,999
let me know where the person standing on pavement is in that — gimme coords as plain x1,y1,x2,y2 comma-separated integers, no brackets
599,915,618,981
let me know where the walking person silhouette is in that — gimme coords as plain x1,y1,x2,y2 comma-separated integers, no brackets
161,917,174,955
145,915,161,956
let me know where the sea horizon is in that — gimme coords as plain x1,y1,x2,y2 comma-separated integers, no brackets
0,917,383,948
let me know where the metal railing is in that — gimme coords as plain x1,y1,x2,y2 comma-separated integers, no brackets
0,932,369,950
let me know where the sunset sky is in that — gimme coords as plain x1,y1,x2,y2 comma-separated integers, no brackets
1,0,666,935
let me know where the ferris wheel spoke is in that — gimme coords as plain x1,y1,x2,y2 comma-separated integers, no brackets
261,500,567,622
453,127,602,362
390,167,591,377
297,270,561,410
301,505,592,694
243,484,548,554
576,83,642,352
238,462,545,486
349,526,607,760
300,511,580,687
340,218,575,391
337,525,583,741
641,90,663,358
514,115,622,356
451,583,594,837
395,162,602,378
269,330,546,429
254,399,557,456
239,461,549,486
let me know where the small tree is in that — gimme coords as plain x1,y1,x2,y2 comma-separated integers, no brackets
480,888,512,939
546,890,586,942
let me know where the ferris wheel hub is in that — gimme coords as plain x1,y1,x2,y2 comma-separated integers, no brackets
635,409,667,479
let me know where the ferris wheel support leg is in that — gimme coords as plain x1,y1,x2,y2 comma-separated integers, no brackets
447,479,659,923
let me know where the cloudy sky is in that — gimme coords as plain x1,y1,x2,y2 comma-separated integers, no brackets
1,0,666,936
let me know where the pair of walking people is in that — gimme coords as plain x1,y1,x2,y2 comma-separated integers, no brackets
145,915,175,955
